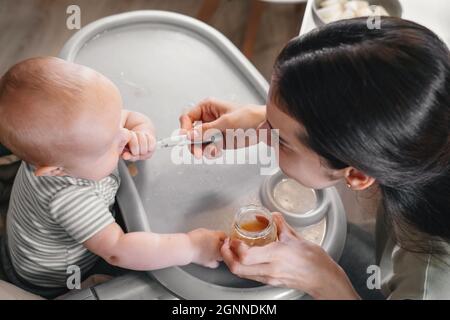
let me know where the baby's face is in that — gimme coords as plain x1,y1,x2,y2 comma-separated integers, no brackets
62,74,129,181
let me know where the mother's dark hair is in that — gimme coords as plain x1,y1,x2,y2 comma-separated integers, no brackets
274,17,449,254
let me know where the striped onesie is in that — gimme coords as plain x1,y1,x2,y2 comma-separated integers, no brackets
6,161,119,288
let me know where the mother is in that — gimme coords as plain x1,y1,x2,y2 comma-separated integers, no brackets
180,17,449,299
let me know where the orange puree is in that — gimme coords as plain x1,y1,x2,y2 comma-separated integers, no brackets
240,215,269,232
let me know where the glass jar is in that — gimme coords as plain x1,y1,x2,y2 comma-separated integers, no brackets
230,205,277,247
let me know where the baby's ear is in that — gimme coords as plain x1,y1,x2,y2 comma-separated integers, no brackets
34,166,64,177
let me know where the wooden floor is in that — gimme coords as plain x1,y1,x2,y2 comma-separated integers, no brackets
0,0,305,79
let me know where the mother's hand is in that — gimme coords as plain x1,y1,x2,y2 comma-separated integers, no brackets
179,98,266,158
221,213,360,300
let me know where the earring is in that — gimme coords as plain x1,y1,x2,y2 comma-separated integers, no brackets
346,182,352,188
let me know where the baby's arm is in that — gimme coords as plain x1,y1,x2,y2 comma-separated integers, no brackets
84,222,226,270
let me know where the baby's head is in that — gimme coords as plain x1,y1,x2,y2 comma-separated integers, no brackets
0,57,130,180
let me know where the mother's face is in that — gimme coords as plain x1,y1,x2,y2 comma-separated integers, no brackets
260,97,346,189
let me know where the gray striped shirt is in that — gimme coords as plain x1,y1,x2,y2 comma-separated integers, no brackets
6,161,119,288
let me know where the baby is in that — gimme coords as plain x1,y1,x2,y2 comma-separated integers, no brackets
0,57,225,292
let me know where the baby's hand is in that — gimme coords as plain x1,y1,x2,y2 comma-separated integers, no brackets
122,129,156,162
188,228,227,268
121,110,156,162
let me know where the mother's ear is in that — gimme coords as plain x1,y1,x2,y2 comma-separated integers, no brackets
34,166,65,177
344,167,375,190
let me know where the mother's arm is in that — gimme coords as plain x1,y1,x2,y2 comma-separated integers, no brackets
221,213,361,300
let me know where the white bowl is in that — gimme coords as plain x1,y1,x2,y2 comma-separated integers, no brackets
260,170,329,226
312,0,402,26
